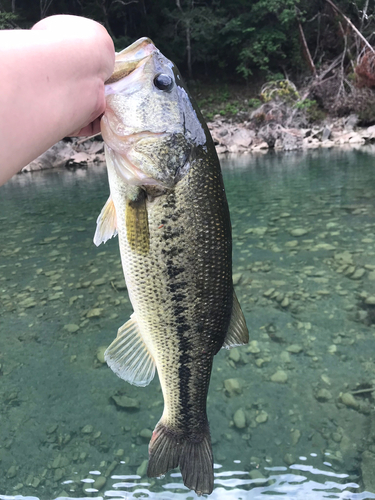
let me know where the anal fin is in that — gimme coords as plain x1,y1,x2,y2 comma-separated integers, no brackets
222,291,249,349
105,313,155,387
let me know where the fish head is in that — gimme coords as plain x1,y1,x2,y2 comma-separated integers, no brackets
102,38,207,189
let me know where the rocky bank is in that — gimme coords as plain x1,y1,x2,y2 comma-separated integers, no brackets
21,114,375,174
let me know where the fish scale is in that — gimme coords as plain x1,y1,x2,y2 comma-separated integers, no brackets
94,37,248,496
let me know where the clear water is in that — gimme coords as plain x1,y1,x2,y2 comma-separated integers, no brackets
1,148,375,499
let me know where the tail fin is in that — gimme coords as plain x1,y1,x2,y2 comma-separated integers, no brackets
147,422,214,495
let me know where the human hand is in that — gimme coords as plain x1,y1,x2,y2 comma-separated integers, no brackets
0,14,115,184
32,15,114,138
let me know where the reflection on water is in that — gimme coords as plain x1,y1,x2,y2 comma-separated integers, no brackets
1,148,375,499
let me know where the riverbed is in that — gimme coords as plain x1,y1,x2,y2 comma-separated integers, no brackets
1,148,375,499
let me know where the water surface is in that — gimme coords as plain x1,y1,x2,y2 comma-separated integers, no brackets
1,148,375,499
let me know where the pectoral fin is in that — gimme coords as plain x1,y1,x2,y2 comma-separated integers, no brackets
105,313,156,387
222,291,249,349
93,195,117,246
126,189,150,255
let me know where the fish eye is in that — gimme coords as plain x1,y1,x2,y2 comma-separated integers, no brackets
153,73,174,92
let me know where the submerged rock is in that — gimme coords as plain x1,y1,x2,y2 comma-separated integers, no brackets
340,392,359,410
86,308,104,318
136,459,148,477
111,394,140,410
289,228,309,237
315,389,333,402
270,370,288,384
224,378,242,396
93,476,107,491
63,324,80,333
233,408,247,429
96,346,107,364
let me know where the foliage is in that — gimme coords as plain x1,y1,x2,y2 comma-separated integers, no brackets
261,79,299,103
0,10,18,28
2,0,375,94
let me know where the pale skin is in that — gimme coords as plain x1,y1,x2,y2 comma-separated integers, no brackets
0,15,115,186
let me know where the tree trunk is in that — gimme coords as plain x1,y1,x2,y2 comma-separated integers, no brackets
186,19,192,79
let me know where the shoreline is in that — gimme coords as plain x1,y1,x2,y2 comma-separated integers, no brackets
21,117,375,174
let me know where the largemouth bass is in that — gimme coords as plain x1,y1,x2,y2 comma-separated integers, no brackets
94,37,249,495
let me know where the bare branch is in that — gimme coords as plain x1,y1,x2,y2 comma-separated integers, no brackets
298,20,316,75
114,0,138,5
325,0,375,54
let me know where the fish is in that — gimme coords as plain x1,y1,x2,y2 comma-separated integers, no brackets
94,37,249,496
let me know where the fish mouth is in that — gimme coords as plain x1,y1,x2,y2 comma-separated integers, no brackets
105,37,156,86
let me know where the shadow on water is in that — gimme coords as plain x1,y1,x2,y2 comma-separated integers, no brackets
1,147,375,499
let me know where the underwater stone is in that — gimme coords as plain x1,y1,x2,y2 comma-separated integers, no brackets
86,308,103,318
81,424,94,434
285,240,299,248
283,453,295,466
289,228,309,237
136,459,148,477
249,470,266,480
255,358,266,367
290,429,301,446
31,477,40,488
279,351,291,364
54,468,64,481
255,411,268,424
270,370,288,383
350,268,365,280
280,297,290,308
233,408,247,429
93,476,107,491
334,251,353,264
96,346,107,364
46,424,58,434
105,460,118,477
228,348,241,363
224,378,242,396
327,344,337,354
92,278,106,286
340,392,359,409
315,389,333,402
139,428,153,439
233,273,243,286
63,324,80,333
331,432,342,443
7,465,17,478
111,394,140,409
365,296,375,305
287,344,302,354
313,243,336,251
253,227,268,236
247,340,261,354
19,297,37,308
